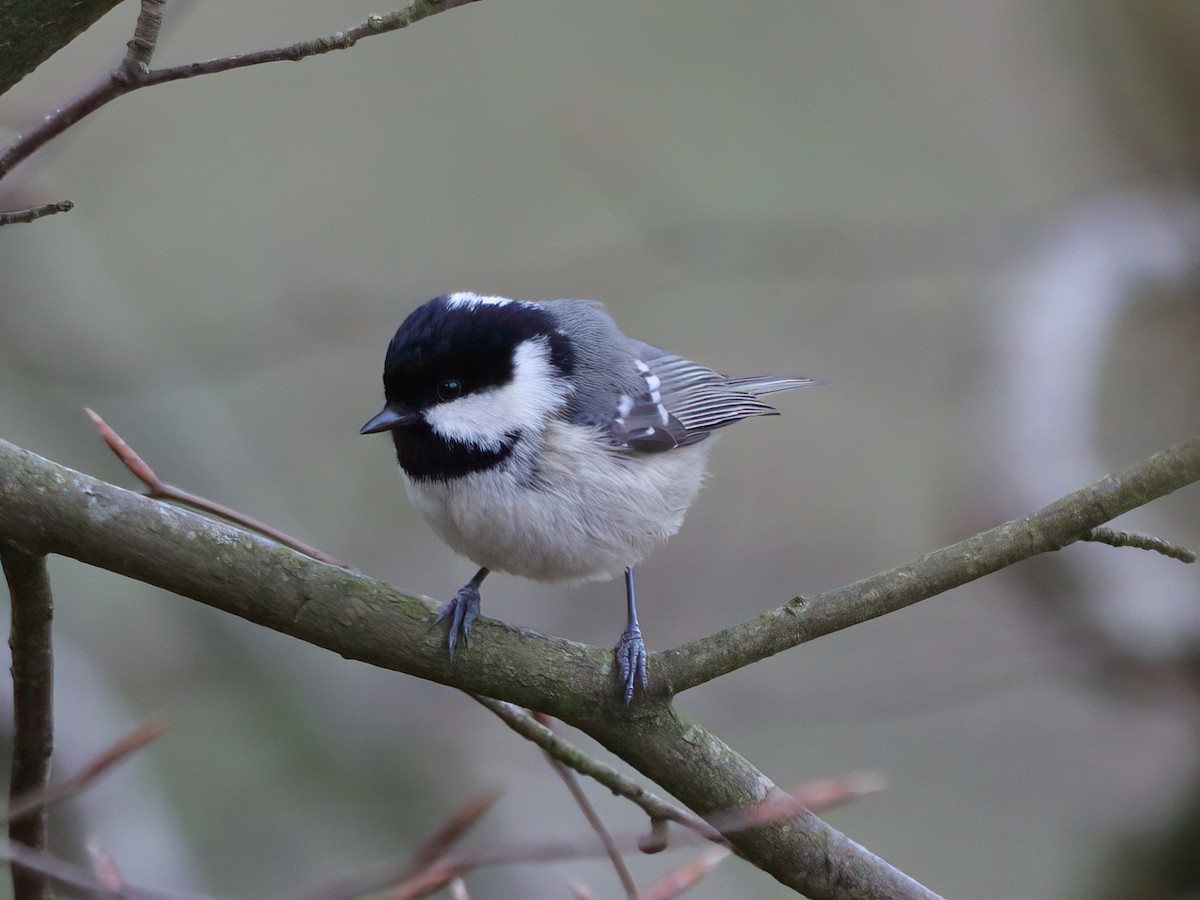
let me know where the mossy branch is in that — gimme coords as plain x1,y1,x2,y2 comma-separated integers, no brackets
1,434,1197,897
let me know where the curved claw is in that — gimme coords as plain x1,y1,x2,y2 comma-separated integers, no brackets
435,583,481,660
615,623,648,704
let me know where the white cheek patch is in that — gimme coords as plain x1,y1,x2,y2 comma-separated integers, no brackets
423,337,571,449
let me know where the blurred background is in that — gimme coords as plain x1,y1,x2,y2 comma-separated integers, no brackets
2,1,1200,897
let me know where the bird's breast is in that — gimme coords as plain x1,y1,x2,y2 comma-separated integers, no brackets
402,421,712,582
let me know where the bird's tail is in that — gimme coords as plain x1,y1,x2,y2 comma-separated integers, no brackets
726,375,823,396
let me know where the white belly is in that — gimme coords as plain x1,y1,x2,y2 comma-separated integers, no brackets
404,421,711,583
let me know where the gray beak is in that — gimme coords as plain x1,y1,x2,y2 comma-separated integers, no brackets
360,404,419,434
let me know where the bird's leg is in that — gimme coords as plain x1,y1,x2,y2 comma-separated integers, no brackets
435,567,488,660
614,565,648,703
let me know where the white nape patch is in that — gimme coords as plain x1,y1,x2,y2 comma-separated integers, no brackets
445,292,518,309
423,337,571,449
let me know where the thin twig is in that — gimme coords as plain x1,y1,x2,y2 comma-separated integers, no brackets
321,766,886,900
628,775,887,900
0,201,74,225
473,698,726,846
533,712,638,898
1,547,55,900
2,839,210,900
635,847,732,900
1082,526,1196,563
85,408,346,567
8,720,168,822
0,1,480,185
406,791,500,876
308,792,497,900
660,434,1200,695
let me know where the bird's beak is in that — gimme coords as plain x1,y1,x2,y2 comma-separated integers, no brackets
360,404,419,434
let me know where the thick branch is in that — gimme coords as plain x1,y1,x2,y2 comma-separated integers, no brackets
658,434,1200,694
1,547,54,900
1,435,1196,897
0,438,949,897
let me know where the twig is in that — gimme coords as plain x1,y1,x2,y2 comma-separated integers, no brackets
85,408,346,567
1082,526,1196,563
627,774,887,900
0,0,480,186
124,0,166,72
406,791,499,876
1,547,55,900
2,839,210,900
8,719,167,822
660,435,1200,695
533,712,637,898
0,201,74,225
635,847,732,900
473,698,726,846
87,838,125,891
326,767,886,900
308,792,497,900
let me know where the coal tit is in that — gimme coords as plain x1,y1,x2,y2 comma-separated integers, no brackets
361,292,816,702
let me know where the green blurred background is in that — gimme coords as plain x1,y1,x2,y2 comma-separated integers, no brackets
2,1,1199,897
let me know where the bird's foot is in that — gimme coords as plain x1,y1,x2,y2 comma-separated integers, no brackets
614,623,648,704
435,582,481,660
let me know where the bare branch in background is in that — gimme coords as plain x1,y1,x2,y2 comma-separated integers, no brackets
0,0,481,213
86,409,346,567
474,698,725,846
636,847,733,900
8,720,168,823
1,839,209,900
1,547,54,900
658,437,1200,694
0,201,74,225
533,712,637,898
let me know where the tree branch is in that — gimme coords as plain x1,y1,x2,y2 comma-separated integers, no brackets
1,546,55,900
2,434,1197,897
658,435,1200,694
531,712,637,899
475,698,724,844
0,201,74,225
0,0,480,185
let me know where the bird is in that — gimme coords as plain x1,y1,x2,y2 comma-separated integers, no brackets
361,292,817,702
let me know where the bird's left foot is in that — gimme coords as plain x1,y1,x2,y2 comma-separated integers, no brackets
614,623,648,703
435,582,481,660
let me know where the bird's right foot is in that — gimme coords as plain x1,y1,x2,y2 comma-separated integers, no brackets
435,580,482,660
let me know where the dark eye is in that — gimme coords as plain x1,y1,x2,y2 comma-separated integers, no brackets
437,378,462,402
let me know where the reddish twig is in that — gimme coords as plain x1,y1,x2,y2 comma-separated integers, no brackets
635,847,731,900
534,712,637,898
406,791,500,877
8,719,168,823
2,838,207,900
473,698,725,846
85,409,345,567
86,838,125,891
